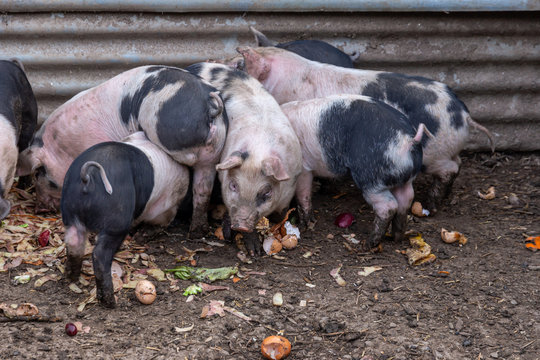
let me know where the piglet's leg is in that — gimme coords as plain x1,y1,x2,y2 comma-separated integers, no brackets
65,225,88,282
390,180,415,243
295,170,314,228
425,156,461,214
93,232,126,308
363,190,398,250
189,164,215,238
221,212,233,242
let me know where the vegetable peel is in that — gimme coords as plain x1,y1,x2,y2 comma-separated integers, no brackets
330,265,347,286
477,186,496,200
441,228,468,245
164,265,238,282
405,234,437,266
525,236,540,251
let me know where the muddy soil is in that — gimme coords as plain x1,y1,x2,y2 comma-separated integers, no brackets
1,151,539,360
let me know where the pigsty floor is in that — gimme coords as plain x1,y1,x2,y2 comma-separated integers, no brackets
0,151,539,360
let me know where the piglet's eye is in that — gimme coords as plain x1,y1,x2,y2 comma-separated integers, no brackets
261,190,272,202
229,181,238,192
48,179,59,189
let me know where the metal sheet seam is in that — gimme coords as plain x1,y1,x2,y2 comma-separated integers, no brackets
1,0,539,12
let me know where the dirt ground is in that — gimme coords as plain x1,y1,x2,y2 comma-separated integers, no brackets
1,151,539,360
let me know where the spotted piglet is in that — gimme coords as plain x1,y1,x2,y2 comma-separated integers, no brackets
61,132,190,307
0,59,37,219
281,95,426,250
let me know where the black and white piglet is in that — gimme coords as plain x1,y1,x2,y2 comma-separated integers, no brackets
281,95,426,250
61,132,189,308
0,59,37,219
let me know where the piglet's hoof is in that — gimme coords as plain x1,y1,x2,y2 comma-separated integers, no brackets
64,258,82,282
188,222,209,239
362,238,383,253
298,211,316,232
97,292,116,309
243,232,262,257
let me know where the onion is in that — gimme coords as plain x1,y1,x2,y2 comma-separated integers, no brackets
334,213,355,228
261,335,291,360
38,230,50,247
65,323,77,336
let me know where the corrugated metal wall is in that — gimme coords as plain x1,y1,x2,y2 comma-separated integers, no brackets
0,11,538,151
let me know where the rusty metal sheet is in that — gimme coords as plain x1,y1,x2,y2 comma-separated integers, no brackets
0,11,538,151
1,0,539,13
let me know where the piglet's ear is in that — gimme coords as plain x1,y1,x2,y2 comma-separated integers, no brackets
262,157,289,182
249,26,277,47
216,153,244,171
236,46,270,81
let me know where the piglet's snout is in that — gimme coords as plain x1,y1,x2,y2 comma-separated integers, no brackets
230,208,257,233
232,224,253,233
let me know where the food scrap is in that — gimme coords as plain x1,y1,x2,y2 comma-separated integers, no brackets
183,284,203,296
273,292,284,306
280,234,298,249
200,300,225,318
261,335,292,360
525,236,540,252
334,212,355,228
405,233,436,266
477,186,496,200
256,209,300,255
65,322,77,336
411,201,430,217
0,302,39,317
164,265,238,282
358,266,383,277
37,230,51,247
441,228,468,245
135,280,157,305
263,236,282,255
330,264,346,286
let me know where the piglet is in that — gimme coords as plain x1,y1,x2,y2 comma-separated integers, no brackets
188,62,302,255
0,59,37,219
281,95,425,250
61,132,190,307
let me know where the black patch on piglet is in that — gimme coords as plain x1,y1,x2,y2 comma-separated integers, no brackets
188,63,251,102
318,98,422,191
185,63,204,77
362,73,442,147
121,66,224,151
61,142,154,233
255,184,272,207
210,66,226,82
0,60,38,152
277,39,354,68
156,76,220,151
120,66,181,126
444,84,468,129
